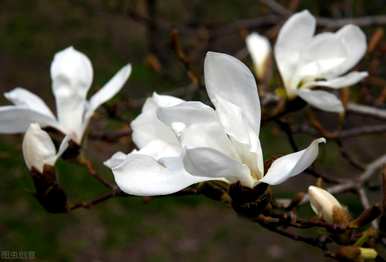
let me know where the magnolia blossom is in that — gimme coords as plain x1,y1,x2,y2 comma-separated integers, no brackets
0,46,131,143
22,123,69,173
246,32,271,80
308,186,343,223
105,52,326,196
274,10,368,112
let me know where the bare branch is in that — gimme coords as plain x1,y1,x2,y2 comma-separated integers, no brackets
347,103,386,121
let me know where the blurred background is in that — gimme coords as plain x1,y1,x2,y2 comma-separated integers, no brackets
0,0,385,261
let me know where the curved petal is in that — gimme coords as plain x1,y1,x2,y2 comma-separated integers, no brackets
260,138,326,185
303,71,368,89
246,32,271,79
131,93,184,149
334,25,367,76
297,89,344,113
275,10,316,91
4,88,55,118
138,139,181,160
180,123,238,160
204,52,261,139
183,147,255,188
104,151,128,169
86,64,131,120
131,112,180,149
296,33,347,81
105,153,210,196
157,101,217,135
50,46,93,140
151,92,184,108
0,106,60,133
22,123,57,172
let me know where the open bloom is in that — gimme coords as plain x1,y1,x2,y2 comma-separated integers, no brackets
246,32,271,80
308,186,344,223
23,123,69,173
274,10,368,112
0,46,131,143
105,52,325,196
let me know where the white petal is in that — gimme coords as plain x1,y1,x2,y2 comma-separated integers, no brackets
157,101,217,135
180,123,237,160
334,25,367,76
275,10,316,91
260,138,326,185
104,151,128,169
50,46,93,141
303,71,368,89
131,112,180,149
246,32,271,79
213,95,253,145
297,89,344,113
151,92,185,108
4,88,55,118
0,106,60,133
86,64,131,119
296,33,347,80
183,147,255,188
130,93,184,149
138,139,181,160
105,153,210,196
204,52,261,138
22,123,57,172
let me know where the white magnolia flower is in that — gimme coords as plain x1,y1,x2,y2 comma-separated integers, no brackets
308,186,343,223
22,123,69,173
246,32,271,79
0,46,131,143
105,52,326,196
274,10,368,113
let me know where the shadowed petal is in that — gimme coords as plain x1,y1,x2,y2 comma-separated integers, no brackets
297,89,344,113
303,71,368,89
0,106,60,133
131,93,184,149
183,147,255,188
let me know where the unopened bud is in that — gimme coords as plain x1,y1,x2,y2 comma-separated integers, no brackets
23,123,58,173
308,186,350,224
23,123,69,173
246,33,271,80
359,248,377,260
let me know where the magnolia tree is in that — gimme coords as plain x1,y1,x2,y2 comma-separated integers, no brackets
1,7,385,261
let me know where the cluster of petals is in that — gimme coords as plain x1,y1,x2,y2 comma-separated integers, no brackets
0,47,131,143
105,52,326,196
247,10,368,113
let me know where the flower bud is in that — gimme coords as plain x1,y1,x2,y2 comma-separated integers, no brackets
308,186,349,224
359,248,378,260
246,32,271,80
22,123,58,173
